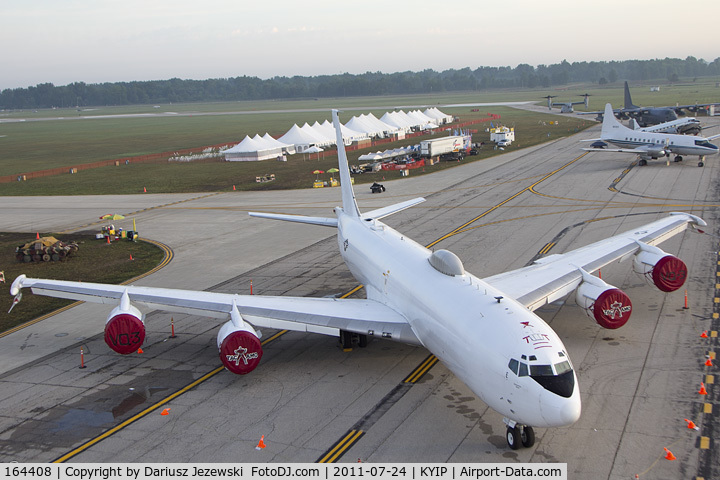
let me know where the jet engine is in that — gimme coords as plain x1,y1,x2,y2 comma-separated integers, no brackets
575,270,632,329
216,304,263,375
633,243,687,292
104,294,145,354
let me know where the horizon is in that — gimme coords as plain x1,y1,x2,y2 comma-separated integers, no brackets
3,0,719,90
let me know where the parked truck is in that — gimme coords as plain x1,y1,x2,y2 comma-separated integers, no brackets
419,136,464,158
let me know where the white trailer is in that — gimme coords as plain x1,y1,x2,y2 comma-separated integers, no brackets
420,136,464,157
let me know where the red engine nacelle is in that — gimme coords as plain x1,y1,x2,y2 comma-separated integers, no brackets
576,276,632,329
633,247,687,293
104,303,145,354
217,320,263,375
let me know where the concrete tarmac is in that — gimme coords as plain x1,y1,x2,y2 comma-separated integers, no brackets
0,118,718,479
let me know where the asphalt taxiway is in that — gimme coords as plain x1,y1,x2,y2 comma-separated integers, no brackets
0,117,718,479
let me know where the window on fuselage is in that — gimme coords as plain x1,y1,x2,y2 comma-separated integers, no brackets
508,358,519,375
530,364,554,376
555,360,572,375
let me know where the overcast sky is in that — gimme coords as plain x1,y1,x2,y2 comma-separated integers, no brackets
3,0,718,89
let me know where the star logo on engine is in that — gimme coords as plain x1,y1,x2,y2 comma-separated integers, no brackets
226,345,259,366
602,301,631,319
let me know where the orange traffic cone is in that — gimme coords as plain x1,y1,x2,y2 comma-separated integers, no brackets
137,348,144,354
143,187,147,193
699,382,708,395
706,357,713,367
255,435,266,450
684,418,699,430
129,254,134,261
663,448,676,461
701,330,708,338
161,408,170,416
233,185,236,191
36,232,40,240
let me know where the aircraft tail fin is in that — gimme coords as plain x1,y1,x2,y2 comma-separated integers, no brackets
624,81,638,109
601,103,625,139
630,118,641,130
332,110,361,218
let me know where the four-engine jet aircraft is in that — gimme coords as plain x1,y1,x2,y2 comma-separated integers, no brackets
582,81,718,127
543,94,590,113
584,104,720,166
10,110,706,450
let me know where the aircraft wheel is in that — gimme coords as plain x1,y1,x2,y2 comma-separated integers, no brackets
358,334,368,348
521,426,535,448
639,159,647,166
339,330,353,350
506,426,521,450
698,161,704,167
675,155,683,162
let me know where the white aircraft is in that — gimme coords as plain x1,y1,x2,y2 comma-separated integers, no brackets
584,103,720,166
630,117,703,136
10,110,706,450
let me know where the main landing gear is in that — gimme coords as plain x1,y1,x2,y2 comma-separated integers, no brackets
339,330,368,350
504,419,535,450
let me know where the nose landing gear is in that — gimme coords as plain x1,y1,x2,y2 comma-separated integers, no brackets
504,419,535,450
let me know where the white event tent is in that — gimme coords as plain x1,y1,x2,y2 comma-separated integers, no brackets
224,108,453,160
224,134,292,161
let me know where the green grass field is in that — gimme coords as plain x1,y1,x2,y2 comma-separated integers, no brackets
0,232,166,332
1,81,718,195
1,106,591,194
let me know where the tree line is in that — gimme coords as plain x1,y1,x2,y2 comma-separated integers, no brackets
2,56,718,110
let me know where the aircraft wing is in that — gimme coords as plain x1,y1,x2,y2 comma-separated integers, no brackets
10,276,420,344
481,213,704,311
582,146,652,154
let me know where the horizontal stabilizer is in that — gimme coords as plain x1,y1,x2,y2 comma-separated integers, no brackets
249,212,338,227
362,197,426,221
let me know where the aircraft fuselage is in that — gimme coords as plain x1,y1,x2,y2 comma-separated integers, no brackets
336,209,582,428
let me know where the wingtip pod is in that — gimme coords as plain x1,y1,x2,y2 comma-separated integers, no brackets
10,274,27,296
670,212,707,228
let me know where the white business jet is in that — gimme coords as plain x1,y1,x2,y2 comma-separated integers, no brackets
584,103,719,166
10,110,705,449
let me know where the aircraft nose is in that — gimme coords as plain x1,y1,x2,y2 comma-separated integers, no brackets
540,393,581,427
539,377,582,427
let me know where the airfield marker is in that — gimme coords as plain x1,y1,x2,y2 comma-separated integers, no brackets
79,347,86,369
699,382,707,395
170,317,177,338
663,448,676,461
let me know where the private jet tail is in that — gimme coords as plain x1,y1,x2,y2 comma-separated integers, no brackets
249,110,425,227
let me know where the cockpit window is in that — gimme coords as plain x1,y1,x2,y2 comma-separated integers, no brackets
508,358,519,375
554,360,572,375
518,362,528,377
695,140,718,149
530,364,554,376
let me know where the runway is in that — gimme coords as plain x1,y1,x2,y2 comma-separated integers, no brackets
0,118,718,478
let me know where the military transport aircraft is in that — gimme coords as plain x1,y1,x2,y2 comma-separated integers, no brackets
582,81,718,127
584,103,720,166
10,110,705,450
543,94,590,113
